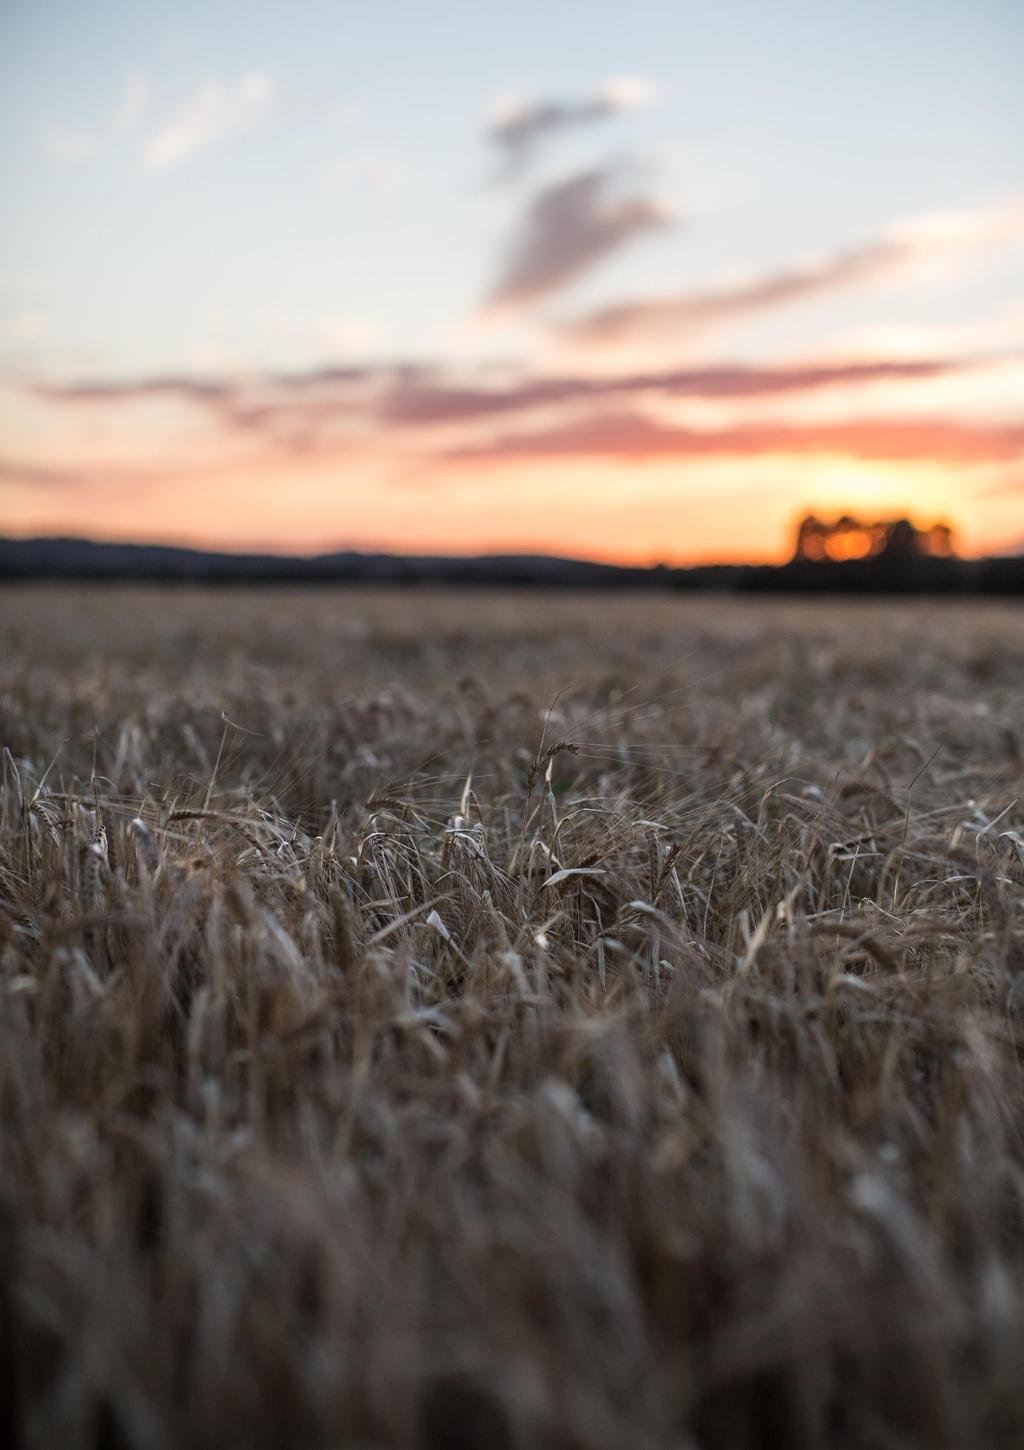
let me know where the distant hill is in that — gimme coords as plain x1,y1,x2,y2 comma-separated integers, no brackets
0,536,660,587
1,535,1021,594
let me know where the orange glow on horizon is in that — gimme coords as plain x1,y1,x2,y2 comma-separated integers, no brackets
3,438,1016,566
824,528,875,560
0,510,986,569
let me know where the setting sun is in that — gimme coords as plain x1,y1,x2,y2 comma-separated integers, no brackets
824,527,874,561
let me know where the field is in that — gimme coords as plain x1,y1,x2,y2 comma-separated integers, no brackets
2,584,1023,1450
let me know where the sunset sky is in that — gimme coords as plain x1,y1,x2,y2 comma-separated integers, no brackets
1,0,1022,563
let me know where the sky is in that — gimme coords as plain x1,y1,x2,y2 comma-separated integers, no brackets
1,0,1022,564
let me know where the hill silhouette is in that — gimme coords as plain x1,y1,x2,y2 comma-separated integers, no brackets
0,532,1021,594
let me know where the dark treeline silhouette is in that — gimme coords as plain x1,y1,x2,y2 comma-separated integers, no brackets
793,513,955,563
1,533,1021,594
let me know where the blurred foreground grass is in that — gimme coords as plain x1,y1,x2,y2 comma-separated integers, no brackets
1,586,1022,1450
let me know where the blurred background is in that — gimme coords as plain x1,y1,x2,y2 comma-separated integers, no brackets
1,0,1021,565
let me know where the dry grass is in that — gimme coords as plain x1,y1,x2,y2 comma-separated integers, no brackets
1,584,1023,1450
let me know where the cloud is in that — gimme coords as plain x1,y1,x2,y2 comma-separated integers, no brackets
31,370,371,457
31,353,993,440
558,238,915,348
23,357,1022,507
444,412,1024,466
487,76,656,172
0,455,160,491
886,201,1024,255
485,165,676,310
375,357,974,425
36,375,236,408
557,200,1024,348
144,73,275,169
833,304,1024,360
0,457,84,489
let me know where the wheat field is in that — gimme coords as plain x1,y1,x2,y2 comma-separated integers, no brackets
1,585,1023,1450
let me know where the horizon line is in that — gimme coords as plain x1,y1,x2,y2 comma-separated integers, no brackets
3,528,1023,571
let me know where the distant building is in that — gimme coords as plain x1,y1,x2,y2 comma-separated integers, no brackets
793,514,955,563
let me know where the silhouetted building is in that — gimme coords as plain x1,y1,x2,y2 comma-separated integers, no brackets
793,514,956,563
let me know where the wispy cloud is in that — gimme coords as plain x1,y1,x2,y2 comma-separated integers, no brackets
0,456,83,490
557,200,1024,348
32,353,991,421
833,302,1024,360
31,354,952,418
559,238,908,347
35,374,236,408
487,76,656,174
886,202,1024,257
144,73,275,169
485,165,676,310
0,454,161,491
30,352,1006,458
372,357,979,425
444,412,1024,466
